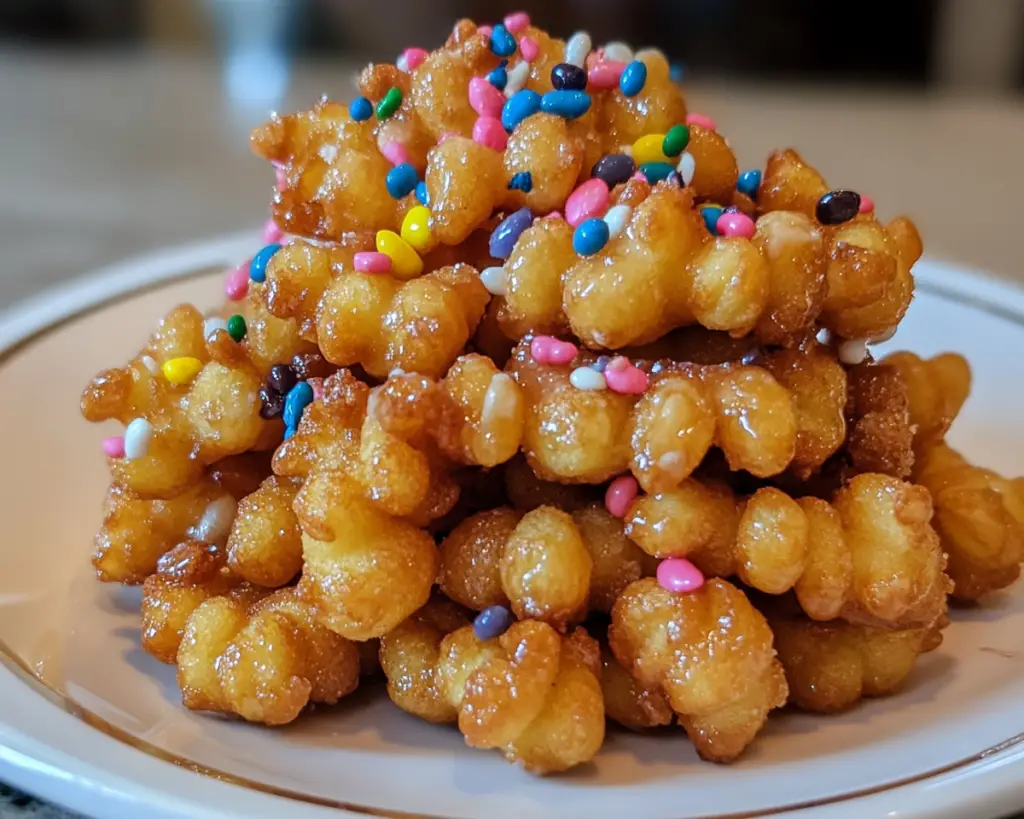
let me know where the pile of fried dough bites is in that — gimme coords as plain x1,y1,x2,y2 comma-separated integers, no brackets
81,14,1023,774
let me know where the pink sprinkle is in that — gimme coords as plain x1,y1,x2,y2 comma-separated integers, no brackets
631,171,646,182
380,141,411,166
354,252,393,274
530,335,578,366
275,166,287,192
224,264,250,301
519,36,540,62
261,218,284,244
604,356,648,395
468,76,505,118
472,116,508,152
605,475,639,518
685,112,717,132
588,60,627,91
309,377,324,401
859,194,875,214
565,178,611,228
544,210,563,220
478,25,494,38
716,211,756,239
102,436,126,459
657,558,705,593
504,11,530,33
401,47,428,72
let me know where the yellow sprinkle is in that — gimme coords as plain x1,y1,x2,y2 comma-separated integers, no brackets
632,133,670,166
400,205,433,253
161,356,204,385
376,229,423,279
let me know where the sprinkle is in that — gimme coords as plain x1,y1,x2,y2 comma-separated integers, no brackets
400,205,432,253
591,153,636,188
565,31,592,68
376,230,423,279
477,25,493,38
838,338,869,365
737,168,763,198
259,386,284,420
565,178,610,227
486,62,508,91
354,251,392,274
631,171,646,182
544,210,563,220
530,335,579,365
540,90,591,120
657,558,705,593
570,366,607,391
717,211,756,239
310,378,324,401
872,326,897,344
859,194,875,214
102,436,125,459
283,426,296,440
268,363,297,394
192,496,237,544
385,163,418,199
472,115,508,151
816,328,832,345
701,205,724,233
603,204,633,239
283,381,315,429
665,171,683,187
349,96,373,121
632,133,671,165
677,151,696,186
226,314,247,342
489,207,534,258
685,112,717,131
480,265,507,296
639,161,675,184
261,218,284,244
604,356,648,394
593,355,611,373
204,317,228,340
605,474,639,518
376,87,402,120
662,124,690,157
123,417,154,461
501,89,542,132
503,11,530,33
249,243,281,283
490,23,517,57
415,180,430,205
573,217,610,255
519,36,540,62
400,47,428,72
551,63,587,91
141,355,160,375
473,605,513,640
619,60,647,97
816,190,862,225
588,59,627,90
161,356,203,386
508,171,533,193
380,141,411,167
469,76,505,118
670,61,686,82
504,61,530,98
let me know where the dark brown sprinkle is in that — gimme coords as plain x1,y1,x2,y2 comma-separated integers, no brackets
815,190,861,226
551,62,587,91
292,351,332,380
591,153,636,189
259,386,284,419
267,363,297,394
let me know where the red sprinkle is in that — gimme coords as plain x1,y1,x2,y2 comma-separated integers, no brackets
401,47,428,72
604,356,648,394
685,112,717,132
468,76,505,118
354,252,393,274
380,141,411,166
503,11,530,33
657,558,705,593
605,474,639,518
261,218,284,244
530,335,578,365
472,116,508,151
102,436,126,459
717,211,756,239
588,60,627,90
224,264,250,301
565,178,611,228
859,194,875,214
519,36,540,62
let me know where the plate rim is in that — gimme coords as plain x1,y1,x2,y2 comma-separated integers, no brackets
1,233,1024,819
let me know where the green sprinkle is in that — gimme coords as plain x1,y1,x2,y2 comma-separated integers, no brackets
376,87,402,120
227,314,247,343
662,124,690,158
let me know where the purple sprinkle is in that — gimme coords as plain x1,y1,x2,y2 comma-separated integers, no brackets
489,207,534,259
473,605,513,640
592,355,611,373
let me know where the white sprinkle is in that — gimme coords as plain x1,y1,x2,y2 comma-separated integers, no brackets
504,61,530,98
480,265,507,296
870,326,897,344
319,143,339,163
140,355,160,375
481,373,518,427
396,53,410,73
677,151,696,186
603,41,633,63
565,31,592,68
838,338,869,365
815,327,832,345
570,366,607,391
603,205,633,240
204,317,228,340
191,495,237,544
619,144,633,157
389,367,406,378
123,417,154,461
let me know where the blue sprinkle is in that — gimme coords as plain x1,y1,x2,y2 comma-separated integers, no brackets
573,218,610,256
508,171,533,193
540,90,591,120
489,207,534,259
490,24,517,57
501,89,542,133
385,163,418,199
486,61,508,91
283,425,296,440
619,60,647,97
282,381,314,429
639,161,675,184
349,96,373,122
593,355,611,373
415,180,430,205
473,605,513,640
670,62,686,83
249,243,282,283
701,206,724,234
737,168,763,198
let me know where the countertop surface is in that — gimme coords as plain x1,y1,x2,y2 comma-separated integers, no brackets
0,47,1022,819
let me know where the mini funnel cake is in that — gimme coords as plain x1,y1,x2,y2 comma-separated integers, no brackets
80,10,1021,775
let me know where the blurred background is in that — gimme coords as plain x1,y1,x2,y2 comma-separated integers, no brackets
1,0,1023,308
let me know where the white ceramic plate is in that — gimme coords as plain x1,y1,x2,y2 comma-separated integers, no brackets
0,234,1022,819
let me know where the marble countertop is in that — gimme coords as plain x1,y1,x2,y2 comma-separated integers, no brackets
0,47,1022,818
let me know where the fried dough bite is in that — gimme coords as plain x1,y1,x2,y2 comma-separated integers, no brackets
844,359,914,479
914,443,1024,600
226,475,304,588
177,586,361,724
600,644,673,731
435,621,605,774
503,454,598,512
599,49,688,152
609,578,787,762
883,351,971,448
